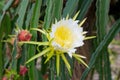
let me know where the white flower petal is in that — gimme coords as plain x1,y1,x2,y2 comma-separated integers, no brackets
50,18,86,55
68,52,72,58
68,49,76,58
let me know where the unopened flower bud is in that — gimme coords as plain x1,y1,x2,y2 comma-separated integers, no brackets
19,65,28,76
2,76,8,80
18,30,32,41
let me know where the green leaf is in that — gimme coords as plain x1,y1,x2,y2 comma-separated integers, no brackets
80,18,120,80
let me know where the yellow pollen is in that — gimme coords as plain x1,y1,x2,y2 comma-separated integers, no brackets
54,26,73,48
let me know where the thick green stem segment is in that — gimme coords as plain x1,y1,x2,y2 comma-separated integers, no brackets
16,0,29,28
81,18,120,80
78,0,94,21
95,0,111,80
10,41,18,70
56,54,60,76
27,0,42,80
62,0,79,17
0,0,14,24
0,43,3,79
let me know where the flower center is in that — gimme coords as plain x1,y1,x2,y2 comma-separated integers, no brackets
54,26,73,48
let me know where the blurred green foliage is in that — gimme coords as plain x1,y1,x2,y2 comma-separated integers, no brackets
0,0,120,80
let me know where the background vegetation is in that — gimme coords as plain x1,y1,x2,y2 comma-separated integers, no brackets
0,0,120,80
